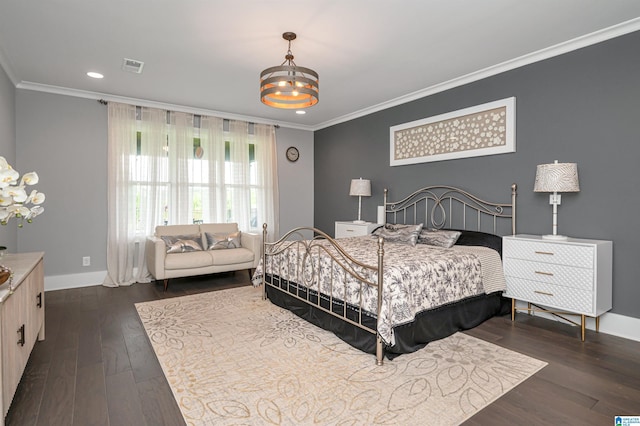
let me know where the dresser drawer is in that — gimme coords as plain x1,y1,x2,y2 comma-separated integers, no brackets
503,259,594,291
504,277,594,314
503,239,594,268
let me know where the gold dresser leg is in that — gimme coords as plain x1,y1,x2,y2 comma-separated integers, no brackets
581,314,586,341
596,316,600,333
511,298,516,321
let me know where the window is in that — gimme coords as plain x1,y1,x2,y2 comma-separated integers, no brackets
128,110,269,233
106,102,278,285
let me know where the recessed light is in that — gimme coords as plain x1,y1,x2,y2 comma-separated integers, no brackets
87,71,104,79
295,110,306,115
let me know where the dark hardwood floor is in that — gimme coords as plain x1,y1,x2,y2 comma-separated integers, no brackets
5,273,640,425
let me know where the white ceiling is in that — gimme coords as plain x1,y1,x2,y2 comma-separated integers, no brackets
1,1,640,131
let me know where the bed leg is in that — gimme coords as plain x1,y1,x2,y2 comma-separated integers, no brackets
376,335,384,366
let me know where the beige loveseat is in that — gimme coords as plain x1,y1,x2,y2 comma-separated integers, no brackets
146,223,261,291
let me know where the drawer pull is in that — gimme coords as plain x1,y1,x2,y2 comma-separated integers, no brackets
534,290,554,297
346,229,354,232
37,292,43,308
534,251,554,255
535,271,554,276
17,324,25,347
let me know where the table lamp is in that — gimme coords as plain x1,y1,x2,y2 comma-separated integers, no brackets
349,178,371,224
533,160,580,240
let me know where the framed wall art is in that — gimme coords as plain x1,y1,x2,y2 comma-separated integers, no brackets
390,97,515,166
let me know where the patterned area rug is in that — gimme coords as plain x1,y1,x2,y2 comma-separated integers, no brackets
135,286,546,425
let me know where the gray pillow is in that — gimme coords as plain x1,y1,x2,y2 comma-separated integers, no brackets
373,223,423,246
161,234,203,253
417,229,461,248
206,231,242,250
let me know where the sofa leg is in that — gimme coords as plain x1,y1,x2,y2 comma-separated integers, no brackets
163,279,169,292
248,269,254,279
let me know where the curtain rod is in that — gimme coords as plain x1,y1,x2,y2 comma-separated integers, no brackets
97,99,280,128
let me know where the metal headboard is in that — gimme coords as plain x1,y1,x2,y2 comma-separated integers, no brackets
383,183,517,236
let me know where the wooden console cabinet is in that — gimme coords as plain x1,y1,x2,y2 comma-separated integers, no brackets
0,252,45,424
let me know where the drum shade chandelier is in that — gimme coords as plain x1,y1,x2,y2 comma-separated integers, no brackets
260,32,319,109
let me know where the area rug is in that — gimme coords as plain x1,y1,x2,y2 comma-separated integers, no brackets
135,286,546,425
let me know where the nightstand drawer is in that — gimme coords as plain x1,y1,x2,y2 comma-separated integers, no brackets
334,222,378,238
503,259,593,291
503,239,594,268
504,277,594,314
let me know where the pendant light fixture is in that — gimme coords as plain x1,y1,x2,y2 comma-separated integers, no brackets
260,32,319,109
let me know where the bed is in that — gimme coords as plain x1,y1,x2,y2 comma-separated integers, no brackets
252,184,517,365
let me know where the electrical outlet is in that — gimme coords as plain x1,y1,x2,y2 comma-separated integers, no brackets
82,256,90,266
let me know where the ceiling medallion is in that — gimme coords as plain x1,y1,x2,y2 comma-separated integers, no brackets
260,32,319,109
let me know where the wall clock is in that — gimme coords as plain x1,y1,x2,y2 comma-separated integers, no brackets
286,146,300,162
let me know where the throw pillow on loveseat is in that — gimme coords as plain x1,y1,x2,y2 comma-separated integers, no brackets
146,223,261,291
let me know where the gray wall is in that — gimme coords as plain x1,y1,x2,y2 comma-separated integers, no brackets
13,89,315,279
314,31,640,319
276,127,314,237
0,64,16,250
16,90,108,276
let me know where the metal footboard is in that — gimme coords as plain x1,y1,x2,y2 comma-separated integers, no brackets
261,224,386,365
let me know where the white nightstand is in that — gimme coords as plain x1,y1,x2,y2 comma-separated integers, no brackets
502,234,612,341
334,221,379,238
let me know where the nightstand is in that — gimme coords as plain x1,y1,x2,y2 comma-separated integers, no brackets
502,234,612,341
334,221,379,238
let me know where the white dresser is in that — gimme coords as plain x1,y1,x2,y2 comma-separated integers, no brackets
334,221,379,238
0,252,45,424
502,235,612,341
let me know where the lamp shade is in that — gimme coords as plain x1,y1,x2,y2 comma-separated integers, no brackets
349,178,371,197
533,161,580,193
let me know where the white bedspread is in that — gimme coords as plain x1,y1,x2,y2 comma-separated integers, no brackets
252,236,506,346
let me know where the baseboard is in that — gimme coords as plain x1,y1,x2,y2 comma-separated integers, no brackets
513,300,640,343
45,270,107,291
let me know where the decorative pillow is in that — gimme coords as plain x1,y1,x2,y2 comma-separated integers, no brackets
161,234,203,253
417,229,461,248
373,223,423,246
206,231,242,250
446,229,503,256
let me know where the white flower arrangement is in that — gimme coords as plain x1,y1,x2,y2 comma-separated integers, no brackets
0,156,45,226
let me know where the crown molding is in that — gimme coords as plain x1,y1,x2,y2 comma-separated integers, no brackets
12,17,640,133
15,81,315,132
312,17,640,131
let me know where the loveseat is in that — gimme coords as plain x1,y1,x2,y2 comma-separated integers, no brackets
146,223,261,291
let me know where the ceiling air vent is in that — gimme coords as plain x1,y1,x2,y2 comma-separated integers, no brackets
122,58,144,74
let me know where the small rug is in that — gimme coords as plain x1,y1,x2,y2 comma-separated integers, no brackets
135,286,546,425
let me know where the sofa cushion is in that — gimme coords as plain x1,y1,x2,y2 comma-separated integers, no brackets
210,247,254,266
165,251,214,270
205,231,241,250
155,224,200,237
200,223,239,235
161,234,203,253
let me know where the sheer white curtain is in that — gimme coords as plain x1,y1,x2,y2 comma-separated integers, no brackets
252,123,279,240
168,112,194,225
104,102,279,287
104,103,168,286
200,116,227,221
227,120,251,228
